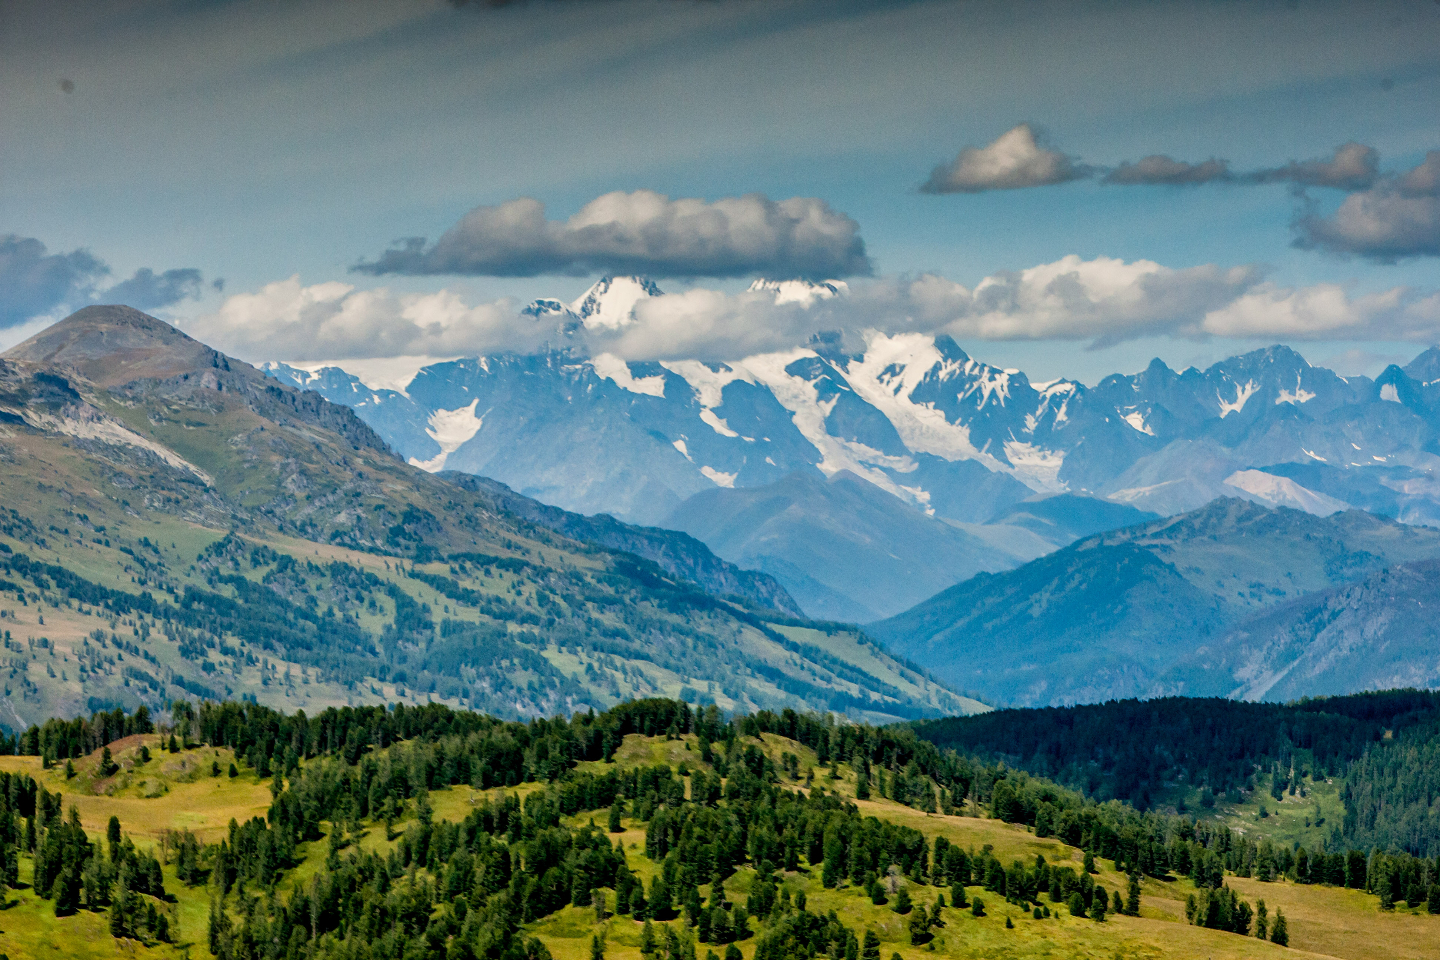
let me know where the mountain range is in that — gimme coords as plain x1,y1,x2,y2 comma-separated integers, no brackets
264,275,1440,621
870,497,1440,706
0,305,977,729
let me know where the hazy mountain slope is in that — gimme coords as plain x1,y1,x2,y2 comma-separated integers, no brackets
440,472,803,615
988,494,1159,546
1165,558,1440,701
0,306,978,726
870,498,1440,706
663,471,1050,622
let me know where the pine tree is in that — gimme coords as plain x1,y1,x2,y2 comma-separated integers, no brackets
640,920,657,957
107,816,122,860
1255,899,1268,940
892,886,911,914
1126,871,1141,916
950,882,968,908
109,896,128,939
1270,908,1289,947
590,934,605,960
861,929,881,960
609,801,624,833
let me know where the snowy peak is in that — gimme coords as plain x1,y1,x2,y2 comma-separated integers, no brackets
749,278,848,305
570,276,662,329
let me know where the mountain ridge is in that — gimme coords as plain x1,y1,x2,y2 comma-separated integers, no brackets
869,497,1440,707
0,304,978,726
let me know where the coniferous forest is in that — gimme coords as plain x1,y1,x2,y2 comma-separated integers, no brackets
0,696,1435,959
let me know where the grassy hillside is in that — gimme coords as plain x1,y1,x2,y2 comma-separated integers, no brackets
871,498,1440,706
0,307,979,725
0,700,1431,960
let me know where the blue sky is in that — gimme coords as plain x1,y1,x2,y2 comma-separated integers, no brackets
3,0,1439,382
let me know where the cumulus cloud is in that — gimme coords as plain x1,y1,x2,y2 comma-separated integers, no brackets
199,255,1440,366
0,234,207,329
184,276,536,361
1251,141,1379,190
921,124,1089,194
1102,155,1232,186
354,190,871,280
1200,283,1439,341
1292,151,1440,261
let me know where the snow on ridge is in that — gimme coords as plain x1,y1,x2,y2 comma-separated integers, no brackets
748,278,848,305
1121,408,1154,436
280,356,453,397
1223,469,1348,516
590,353,666,397
1003,440,1067,493
837,332,1001,470
661,360,754,408
1218,379,1258,417
738,347,922,503
571,277,661,330
409,399,483,473
661,360,757,438
700,465,737,487
960,359,1013,409
1276,375,1316,406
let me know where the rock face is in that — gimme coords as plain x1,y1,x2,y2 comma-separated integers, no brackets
868,498,1440,707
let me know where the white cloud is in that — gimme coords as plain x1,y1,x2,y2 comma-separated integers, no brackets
1201,284,1440,342
921,124,1087,194
354,190,872,279
182,275,533,361
190,258,1440,365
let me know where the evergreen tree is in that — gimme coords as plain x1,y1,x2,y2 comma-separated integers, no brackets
861,929,881,960
892,886,911,914
590,934,606,960
1255,900,1268,940
1271,909,1289,947
609,800,624,833
1126,871,1141,916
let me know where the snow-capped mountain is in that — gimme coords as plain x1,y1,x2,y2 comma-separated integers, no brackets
263,276,1440,619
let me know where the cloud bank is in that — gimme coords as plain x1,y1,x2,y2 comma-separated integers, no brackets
198,256,1440,364
0,234,207,330
1102,156,1232,185
355,191,872,280
1250,142,1379,190
1294,151,1440,261
921,124,1088,194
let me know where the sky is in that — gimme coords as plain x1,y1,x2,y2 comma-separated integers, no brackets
2,0,1440,384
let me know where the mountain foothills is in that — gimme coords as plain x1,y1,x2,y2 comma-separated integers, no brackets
871,498,1440,707
0,305,977,730
265,276,1440,620
0,696,1437,960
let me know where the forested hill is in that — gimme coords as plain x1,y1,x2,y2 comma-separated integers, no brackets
915,689,1440,856
0,696,1437,960
0,305,975,726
